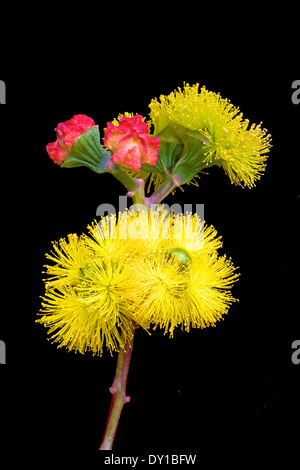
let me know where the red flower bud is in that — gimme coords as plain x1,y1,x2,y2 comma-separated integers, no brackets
46,114,95,165
104,115,160,172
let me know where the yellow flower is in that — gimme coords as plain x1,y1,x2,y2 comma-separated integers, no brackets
38,209,239,354
124,209,239,335
149,83,272,188
38,282,135,356
43,233,92,288
38,221,137,356
129,250,238,335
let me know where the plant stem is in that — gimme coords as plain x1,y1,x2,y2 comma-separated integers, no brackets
146,176,177,208
107,162,146,207
99,330,135,450
130,178,146,206
109,163,139,194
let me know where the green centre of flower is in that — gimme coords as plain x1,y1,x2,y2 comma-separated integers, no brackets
165,247,192,266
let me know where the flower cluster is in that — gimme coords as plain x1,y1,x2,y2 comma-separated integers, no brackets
38,210,238,355
40,83,272,357
40,84,272,451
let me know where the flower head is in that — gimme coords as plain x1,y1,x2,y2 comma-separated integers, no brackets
123,209,239,335
38,209,239,354
130,249,238,335
38,219,137,356
104,114,160,171
149,84,272,188
46,114,95,165
43,233,93,288
39,281,135,356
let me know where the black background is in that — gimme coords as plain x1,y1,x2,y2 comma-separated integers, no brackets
0,4,299,463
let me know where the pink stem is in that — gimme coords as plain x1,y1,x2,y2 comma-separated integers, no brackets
99,332,135,450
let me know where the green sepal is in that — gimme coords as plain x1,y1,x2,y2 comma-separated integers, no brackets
140,140,184,178
151,109,188,143
171,130,216,185
155,125,184,144
61,126,112,174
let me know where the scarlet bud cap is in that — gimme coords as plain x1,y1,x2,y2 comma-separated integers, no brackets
46,114,95,165
104,115,160,172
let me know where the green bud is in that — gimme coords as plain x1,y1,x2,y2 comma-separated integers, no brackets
165,247,192,266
